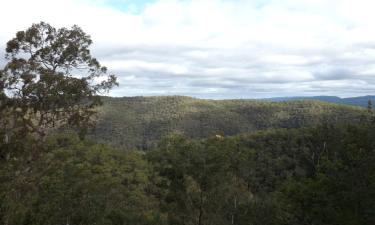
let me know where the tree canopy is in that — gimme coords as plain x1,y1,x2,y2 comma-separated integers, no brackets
0,22,117,158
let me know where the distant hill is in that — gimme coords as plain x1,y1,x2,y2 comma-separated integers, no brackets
89,96,370,150
264,95,375,107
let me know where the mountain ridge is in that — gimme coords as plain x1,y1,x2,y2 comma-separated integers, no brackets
105,95,375,107
262,95,375,107
90,96,370,150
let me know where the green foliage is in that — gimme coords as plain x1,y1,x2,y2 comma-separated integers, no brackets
0,22,117,157
281,124,375,225
91,96,370,150
146,123,375,225
368,99,372,112
1,115,374,225
0,134,164,225
148,135,252,225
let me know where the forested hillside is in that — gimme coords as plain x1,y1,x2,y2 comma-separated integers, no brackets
147,122,375,225
91,96,368,150
3,122,374,225
265,95,375,107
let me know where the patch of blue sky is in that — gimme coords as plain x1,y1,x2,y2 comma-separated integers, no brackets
104,0,157,14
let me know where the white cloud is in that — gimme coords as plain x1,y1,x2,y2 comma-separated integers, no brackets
1,0,375,98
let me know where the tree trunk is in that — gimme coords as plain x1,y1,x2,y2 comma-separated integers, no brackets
197,190,204,225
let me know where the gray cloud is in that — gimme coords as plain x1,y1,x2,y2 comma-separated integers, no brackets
101,45,375,98
313,68,356,80
2,0,375,99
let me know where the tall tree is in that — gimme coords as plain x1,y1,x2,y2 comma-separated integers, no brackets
0,22,117,152
367,99,372,112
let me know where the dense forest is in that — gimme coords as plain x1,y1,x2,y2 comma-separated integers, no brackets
1,23,375,225
264,95,375,107
2,122,375,225
91,96,368,150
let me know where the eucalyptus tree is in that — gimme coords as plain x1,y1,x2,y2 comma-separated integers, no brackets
0,22,117,157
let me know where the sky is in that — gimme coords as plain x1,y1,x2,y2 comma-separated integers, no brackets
1,0,375,99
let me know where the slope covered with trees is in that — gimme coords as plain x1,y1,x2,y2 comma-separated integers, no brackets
147,122,375,225
3,122,374,225
91,96,369,150
265,95,375,108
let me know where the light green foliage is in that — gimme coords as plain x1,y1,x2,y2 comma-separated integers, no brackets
91,96,368,150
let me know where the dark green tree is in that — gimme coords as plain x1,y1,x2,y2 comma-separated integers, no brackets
148,135,254,225
0,22,117,151
367,99,372,112
0,133,165,225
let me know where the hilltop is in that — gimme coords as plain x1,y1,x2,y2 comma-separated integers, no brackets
264,95,375,107
89,96,369,150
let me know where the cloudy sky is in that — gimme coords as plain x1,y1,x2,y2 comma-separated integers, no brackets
1,0,375,99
